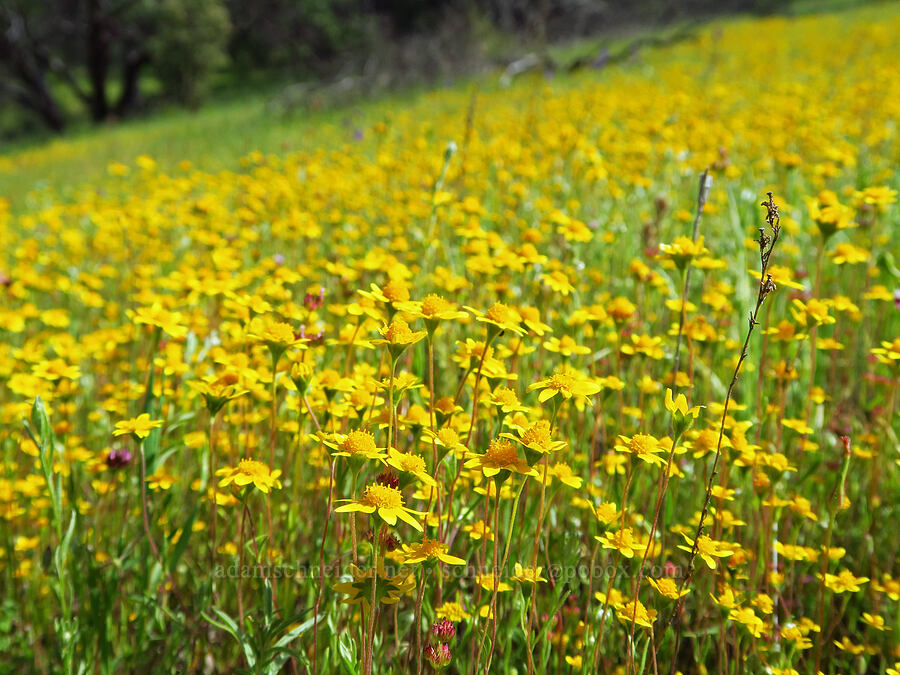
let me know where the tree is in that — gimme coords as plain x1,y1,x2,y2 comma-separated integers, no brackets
149,0,231,107
0,0,230,132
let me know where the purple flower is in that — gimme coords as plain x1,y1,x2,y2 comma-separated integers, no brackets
106,448,133,469
304,287,325,311
431,619,455,641
424,643,451,669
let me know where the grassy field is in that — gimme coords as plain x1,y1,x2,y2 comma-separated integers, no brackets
1,4,899,674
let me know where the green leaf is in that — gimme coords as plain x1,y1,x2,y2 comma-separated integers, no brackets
263,580,274,623
143,426,162,473
538,582,571,672
337,633,358,675
203,607,257,669
877,250,900,279
167,505,198,574
57,510,77,569
265,616,315,675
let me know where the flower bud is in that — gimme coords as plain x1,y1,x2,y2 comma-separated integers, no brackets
424,643,451,670
430,619,455,642
106,448,133,469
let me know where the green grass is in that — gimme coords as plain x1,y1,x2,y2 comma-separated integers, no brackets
0,0,889,206
0,75,502,207
0,94,354,202
1,4,899,672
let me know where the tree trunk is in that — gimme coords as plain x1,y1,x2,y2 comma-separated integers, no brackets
115,46,147,116
0,38,67,131
2,79,67,131
86,0,110,121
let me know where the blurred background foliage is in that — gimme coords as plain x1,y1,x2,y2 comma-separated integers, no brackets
0,0,861,141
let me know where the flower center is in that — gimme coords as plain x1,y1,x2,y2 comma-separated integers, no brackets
493,387,519,406
437,428,460,446
695,430,717,452
434,396,457,414
420,537,444,556
438,602,467,621
696,535,714,554
656,578,677,594
470,342,493,360
485,302,511,324
546,373,575,392
237,458,269,477
553,463,573,478
262,322,295,344
319,369,340,387
521,420,552,448
396,453,426,473
421,293,450,316
342,430,377,455
382,319,414,343
519,306,539,321
484,438,520,465
805,299,829,321
607,297,635,320
382,280,410,303
629,434,658,455
361,483,404,509
610,529,634,547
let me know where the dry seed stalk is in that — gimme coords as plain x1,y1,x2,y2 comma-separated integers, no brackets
659,192,781,670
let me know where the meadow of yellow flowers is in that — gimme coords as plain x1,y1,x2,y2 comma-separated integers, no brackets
1,5,899,674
